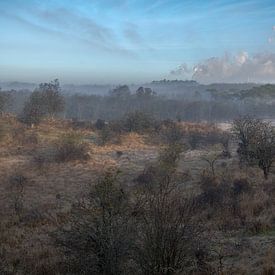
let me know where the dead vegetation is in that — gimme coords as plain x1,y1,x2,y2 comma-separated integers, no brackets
0,114,274,274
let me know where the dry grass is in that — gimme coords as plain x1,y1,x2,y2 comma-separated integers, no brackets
0,116,274,274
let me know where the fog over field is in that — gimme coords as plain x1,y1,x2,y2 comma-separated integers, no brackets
1,1,275,274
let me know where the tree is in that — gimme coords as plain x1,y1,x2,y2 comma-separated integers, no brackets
134,145,207,274
55,171,135,274
136,87,156,98
21,79,64,125
20,90,46,125
0,90,12,115
255,123,275,179
109,85,131,99
38,79,64,117
202,152,220,177
233,117,275,179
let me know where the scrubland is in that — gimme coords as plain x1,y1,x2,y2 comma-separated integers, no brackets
0,113,274,275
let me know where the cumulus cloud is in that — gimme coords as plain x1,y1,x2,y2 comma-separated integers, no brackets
170,63,191,76
171,52,275,83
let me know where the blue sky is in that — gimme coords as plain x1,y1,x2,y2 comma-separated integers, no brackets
1,0,275,84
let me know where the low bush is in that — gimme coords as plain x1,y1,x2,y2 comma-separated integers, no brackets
185,125,230,151
97,125,121,146
121,111,157,133
94,118,106,130
158,120,184,145
33,132,90,164
54,132,90,162
11,126,38,146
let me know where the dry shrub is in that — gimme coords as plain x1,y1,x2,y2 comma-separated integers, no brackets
8,172,27,218
238,190,273,234
11,126,38,146
199,171,231,208
181,122,230,151
33,145,58,167
198,170,274,233
134,159,210,274
97,112,158,145
133,145,211,274
262,267,275,275
33,132,90,165
97,125,121,146
55,170,135,275
54,132,90,162
71,119,94,130
262,249,275,275
94,118,106,130
158,120,184,145
232,178,251,195
122,111,156,133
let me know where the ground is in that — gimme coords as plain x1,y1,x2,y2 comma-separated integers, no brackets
0,116,274,274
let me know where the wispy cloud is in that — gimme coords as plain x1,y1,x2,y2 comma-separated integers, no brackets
123,22,143,44
1,5,135,56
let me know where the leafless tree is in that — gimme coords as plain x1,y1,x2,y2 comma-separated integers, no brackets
134,145,208,274
233,116,275,179
55,170,135,275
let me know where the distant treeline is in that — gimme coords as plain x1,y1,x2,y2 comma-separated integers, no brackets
1,81,275,122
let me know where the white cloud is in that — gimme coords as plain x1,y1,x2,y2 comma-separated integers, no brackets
268,37,274,43
171,52,275,83
235,51,248,65
170,63,191,76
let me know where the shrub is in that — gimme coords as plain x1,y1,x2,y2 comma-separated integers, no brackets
54,132,89,162
94,118,106,130
55,170,135,274
188,131,202,149
233,116,275,179
11,126,38,146
186,125,230,150
97,125,121,146
122,111,156,133
232,178,251,196
9,172,27,218
134,157,208,274
33,145,57,167
71,119,93,130
199,171,231,207
159,120,184,145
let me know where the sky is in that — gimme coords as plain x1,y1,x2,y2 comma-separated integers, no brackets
1,0,275,84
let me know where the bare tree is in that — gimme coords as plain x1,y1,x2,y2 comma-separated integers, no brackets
55,170,135,275
202,152,220,177
233,116,275,179
134,145,208,274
